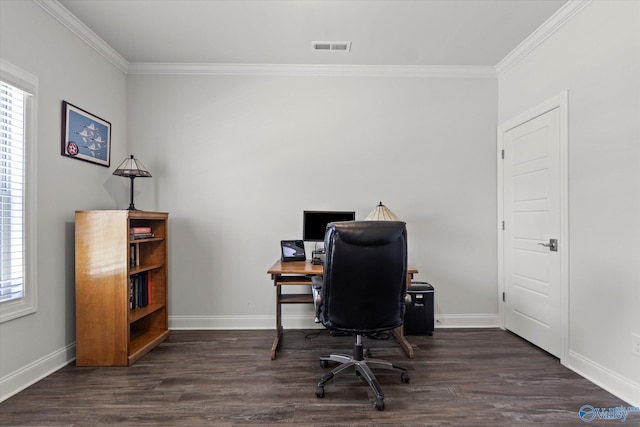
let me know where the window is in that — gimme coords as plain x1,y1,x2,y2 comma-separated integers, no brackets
0,81,25,302
0,60,37,323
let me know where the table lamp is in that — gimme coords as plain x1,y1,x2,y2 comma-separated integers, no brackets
112,155,152,210
364,202,399,221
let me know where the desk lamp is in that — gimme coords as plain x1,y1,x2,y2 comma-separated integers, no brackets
364,202,399,221
112,155,152,210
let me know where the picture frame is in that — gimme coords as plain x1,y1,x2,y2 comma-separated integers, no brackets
61,101,111,167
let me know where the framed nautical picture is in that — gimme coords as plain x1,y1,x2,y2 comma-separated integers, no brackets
61,101,111,167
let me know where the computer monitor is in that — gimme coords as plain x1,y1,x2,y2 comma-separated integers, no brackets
303,210,356,242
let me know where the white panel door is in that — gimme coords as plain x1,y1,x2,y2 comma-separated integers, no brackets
503,107,562,357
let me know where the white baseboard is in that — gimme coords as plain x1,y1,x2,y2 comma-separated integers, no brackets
567,350,640,407
169,314,324,330
0,343,75,403
169,314,500,330
434,314,500,328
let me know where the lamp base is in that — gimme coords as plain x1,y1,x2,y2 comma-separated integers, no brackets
127,177,137,211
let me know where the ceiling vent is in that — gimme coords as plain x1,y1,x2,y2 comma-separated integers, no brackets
312,41,351,52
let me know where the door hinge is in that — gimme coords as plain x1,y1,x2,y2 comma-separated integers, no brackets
501,149,504,159
502,292,506,302
502,221,505,230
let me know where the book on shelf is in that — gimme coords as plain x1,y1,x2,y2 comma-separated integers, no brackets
130,226,154,240
139,273,147,307
147,271,152,305
129,244,140,267
130,226,151,234
131,232,155,240
129,276,135,309
129,272,151,309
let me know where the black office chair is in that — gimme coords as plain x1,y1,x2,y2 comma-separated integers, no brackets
312,220,410,411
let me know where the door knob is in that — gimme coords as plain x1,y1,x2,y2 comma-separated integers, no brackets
538,238,558,252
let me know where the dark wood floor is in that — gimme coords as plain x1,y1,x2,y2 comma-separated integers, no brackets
0,329,635,426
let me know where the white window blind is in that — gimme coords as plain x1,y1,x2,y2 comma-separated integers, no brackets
0,81,25,304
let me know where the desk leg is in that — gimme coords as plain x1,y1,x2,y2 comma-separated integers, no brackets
394,272,415,358
271,282,282,360
392,324,414,359
271,326,283,360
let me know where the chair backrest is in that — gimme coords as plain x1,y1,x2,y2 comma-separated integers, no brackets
319,220,408,333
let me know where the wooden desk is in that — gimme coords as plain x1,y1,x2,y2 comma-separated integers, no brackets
267,260,418,360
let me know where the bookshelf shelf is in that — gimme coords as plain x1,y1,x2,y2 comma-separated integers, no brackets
75,210,169,366
129,237,164,243
129,263,164,275
129,302,165,323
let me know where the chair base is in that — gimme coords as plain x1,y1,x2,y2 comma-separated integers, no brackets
315,335,410,411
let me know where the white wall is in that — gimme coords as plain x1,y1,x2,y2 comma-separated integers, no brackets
498,0,640,406
0,0,128,400
127,72,499,329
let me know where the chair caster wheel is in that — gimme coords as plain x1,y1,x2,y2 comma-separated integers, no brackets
401,372,410,383
320,360,328,368
374,398,385,411
315,386,325,398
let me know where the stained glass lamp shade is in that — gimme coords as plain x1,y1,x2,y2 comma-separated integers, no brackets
112,155,152,210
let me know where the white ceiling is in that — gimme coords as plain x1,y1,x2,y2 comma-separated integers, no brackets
58,0,567,67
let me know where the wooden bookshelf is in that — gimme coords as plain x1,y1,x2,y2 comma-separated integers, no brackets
75,210,169,366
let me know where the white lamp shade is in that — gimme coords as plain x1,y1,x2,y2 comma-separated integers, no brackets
364,202,400,221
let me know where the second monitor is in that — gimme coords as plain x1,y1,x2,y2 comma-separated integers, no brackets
303,210,356,244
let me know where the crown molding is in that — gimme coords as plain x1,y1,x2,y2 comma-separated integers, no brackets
34,0,129,74
35,0,591,79
496,0,592,75
38,0,496,78
127,62,496,78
